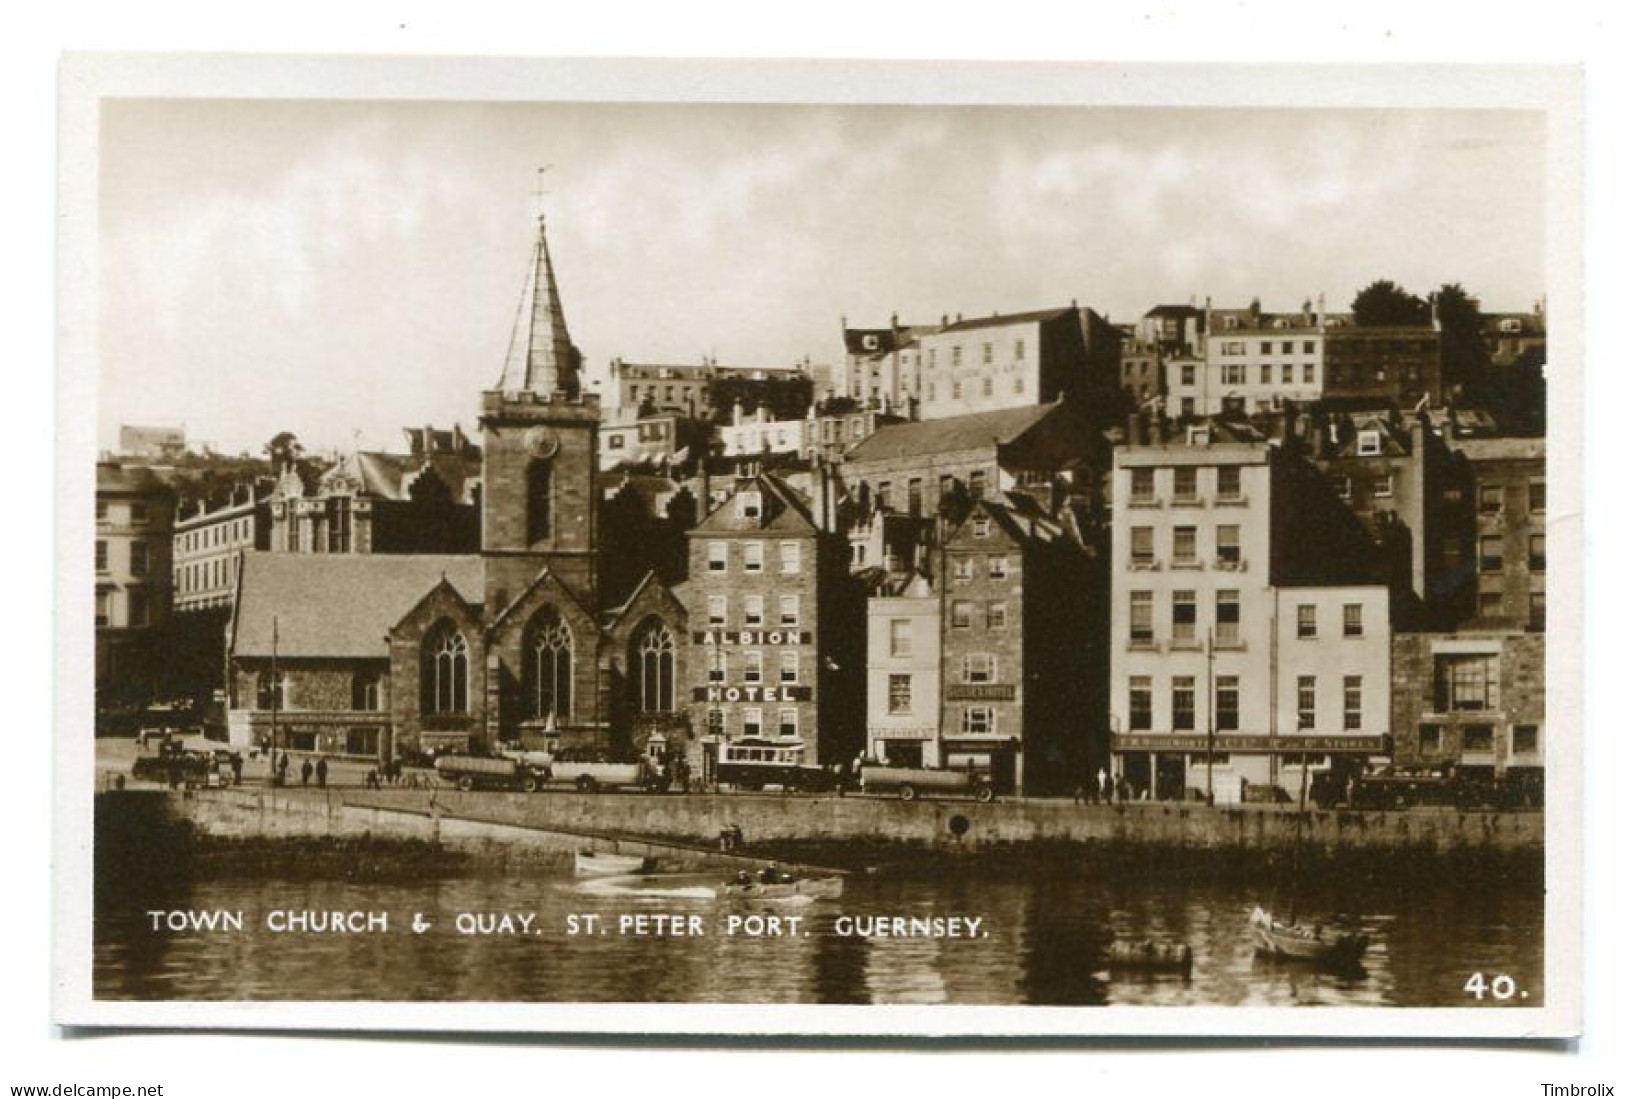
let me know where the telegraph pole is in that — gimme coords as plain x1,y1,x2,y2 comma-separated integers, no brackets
1205,626,1215,806
269,615,280,796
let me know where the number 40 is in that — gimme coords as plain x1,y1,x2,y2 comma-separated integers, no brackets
1463,972,1522,1001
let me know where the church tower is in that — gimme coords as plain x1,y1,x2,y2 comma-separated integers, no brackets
480,176,601,615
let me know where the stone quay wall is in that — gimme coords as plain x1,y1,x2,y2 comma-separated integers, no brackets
134,786,1541,857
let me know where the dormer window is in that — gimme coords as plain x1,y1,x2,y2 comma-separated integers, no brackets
973,517,991,539
1357,429,1382,456
1499,318,1523,333
736,491,762,521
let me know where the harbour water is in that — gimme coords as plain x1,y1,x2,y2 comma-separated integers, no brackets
94,858,1544,1007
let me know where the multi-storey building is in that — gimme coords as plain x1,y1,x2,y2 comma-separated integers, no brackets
1119,336,1162,405
1321,324,1443,409
1119,304,1205,405
939,496,1107,794
1390,629,1544,802
592,357,815,425
803,402,909,465
269,424,480,556
599,411,707,471
842,399,1105,523
173,481,273,612
96,463,177,703
1456,436,1546,632
836,318,940,412
682,473,863,774
1304,411,1471,629
1110,419,1391,802
719,405,808,459
863,571,942,768
913,305,1121,421
1168,304,1326,417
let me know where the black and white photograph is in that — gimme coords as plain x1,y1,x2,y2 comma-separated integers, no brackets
48,52,1586,1045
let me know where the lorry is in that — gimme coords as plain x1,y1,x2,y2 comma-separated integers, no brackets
495,745,649,793
860,764,996,803
434,753,549,793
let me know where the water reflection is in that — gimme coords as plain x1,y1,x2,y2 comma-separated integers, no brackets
94,863,1544,1008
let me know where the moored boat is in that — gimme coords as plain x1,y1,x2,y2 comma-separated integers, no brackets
574,851,652,877
720,875,844,901
1107,939,1194,974
1248,906,1369,965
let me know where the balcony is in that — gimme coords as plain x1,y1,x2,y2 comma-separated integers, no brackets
1211,556,1248,572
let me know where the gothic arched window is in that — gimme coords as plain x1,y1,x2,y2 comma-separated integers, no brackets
633,619,676,714
527,460,552,543
423,623,469,714
526,608,573,721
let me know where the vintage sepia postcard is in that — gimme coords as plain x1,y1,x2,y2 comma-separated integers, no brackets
54,55,1583,1037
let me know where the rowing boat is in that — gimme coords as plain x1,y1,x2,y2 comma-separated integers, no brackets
574,851,652,876
1248,906,1369,965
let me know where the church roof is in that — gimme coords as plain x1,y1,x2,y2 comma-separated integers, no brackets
230,552,484,659
495,201,579,396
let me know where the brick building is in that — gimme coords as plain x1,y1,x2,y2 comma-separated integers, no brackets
1321,324,1443,409
1390,630,1544,800
1455,436,1546,632
681,473,864,776
939,495,1107,795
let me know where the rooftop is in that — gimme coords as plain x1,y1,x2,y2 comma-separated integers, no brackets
844,402,1061,464
231,552,484,659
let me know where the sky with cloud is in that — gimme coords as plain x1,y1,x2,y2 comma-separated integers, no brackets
98,100,1546,455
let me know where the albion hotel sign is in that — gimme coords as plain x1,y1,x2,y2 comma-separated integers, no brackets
690,629,816,704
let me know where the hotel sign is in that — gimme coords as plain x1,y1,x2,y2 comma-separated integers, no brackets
946,684,1017,701
692,629,812,647
693,684,813,703
1111,733,1390,754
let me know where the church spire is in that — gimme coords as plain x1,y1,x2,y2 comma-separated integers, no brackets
496,168,579,396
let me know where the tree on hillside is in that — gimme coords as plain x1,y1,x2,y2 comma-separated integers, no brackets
264,431,303,473
1351,280,1428,327
1435,283,1490,396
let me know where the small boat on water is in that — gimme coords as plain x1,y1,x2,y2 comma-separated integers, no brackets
1107,939,1194,974
1249,906,1369,965
720,875,844,901
574,851,652,877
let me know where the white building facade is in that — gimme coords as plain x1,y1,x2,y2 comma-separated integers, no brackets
1110,431,1391,802
863,574,942,767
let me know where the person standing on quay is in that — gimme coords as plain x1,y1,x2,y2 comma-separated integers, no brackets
300,757,313,786
315,756,328,789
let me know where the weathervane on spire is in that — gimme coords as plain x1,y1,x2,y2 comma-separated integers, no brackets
531,165,553,223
